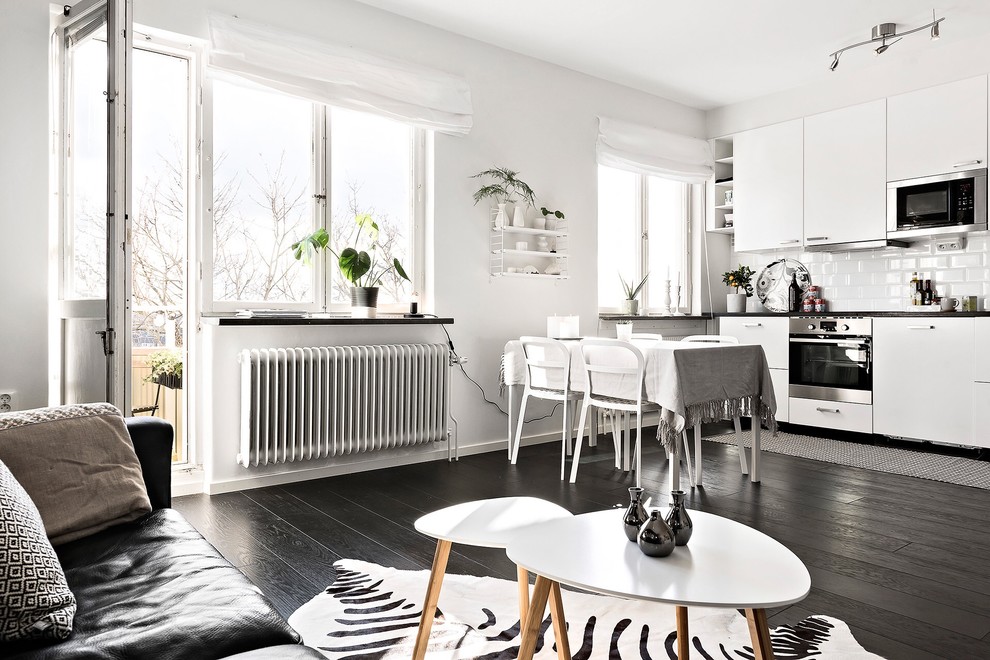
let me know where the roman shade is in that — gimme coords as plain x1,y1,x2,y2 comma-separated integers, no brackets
597,117,714,184
208,13,473,136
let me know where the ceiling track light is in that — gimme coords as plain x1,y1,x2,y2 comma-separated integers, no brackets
828,9,944,71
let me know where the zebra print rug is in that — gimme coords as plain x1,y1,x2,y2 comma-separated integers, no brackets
289,559,884,659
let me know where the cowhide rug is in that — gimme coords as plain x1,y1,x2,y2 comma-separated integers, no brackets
289,559,885,659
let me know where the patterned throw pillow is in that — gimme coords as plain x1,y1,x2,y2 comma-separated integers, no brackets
0,459,76,641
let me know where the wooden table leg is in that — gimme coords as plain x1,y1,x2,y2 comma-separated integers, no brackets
412,539,451,660
676,605,690,659
517,566,530,625
518,575,553,660
548,581,571,660
745,608,775,660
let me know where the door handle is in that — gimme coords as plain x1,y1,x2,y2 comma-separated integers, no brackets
806,236,828,241
953,160,983,168
742,323,762,327
778,239,800,245
816,407,841,414
907,325,934,330
94,328,115,356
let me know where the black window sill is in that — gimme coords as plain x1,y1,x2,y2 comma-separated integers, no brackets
202,314,453,326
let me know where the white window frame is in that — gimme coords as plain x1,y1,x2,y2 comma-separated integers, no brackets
201,75,427,314
599,167,694,313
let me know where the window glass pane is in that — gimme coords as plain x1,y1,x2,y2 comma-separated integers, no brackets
646,177,687,309
212,80,316,303
67,34,108,299
329,107,413,305
597,166,638,308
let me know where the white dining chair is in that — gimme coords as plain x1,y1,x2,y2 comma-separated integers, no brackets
570,338,660,487
511,337,583,480
630,333,664,342
681,334,747,486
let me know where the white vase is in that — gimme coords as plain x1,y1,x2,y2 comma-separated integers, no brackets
512,205,526,228
533,216,547,230
726,292,747,313
493,203,507,229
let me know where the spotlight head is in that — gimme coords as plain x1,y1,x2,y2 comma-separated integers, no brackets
829,55,839,71
931,22,940,40
875,43,889,55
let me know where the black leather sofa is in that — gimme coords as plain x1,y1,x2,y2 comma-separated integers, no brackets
5,417,324,660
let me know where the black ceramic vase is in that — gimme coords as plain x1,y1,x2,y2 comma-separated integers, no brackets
637,509,676,557
623,487,649,542
664,490,693,546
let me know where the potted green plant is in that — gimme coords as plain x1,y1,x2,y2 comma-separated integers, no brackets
619,272,649,315
538,206,565,230
292,213,410,317
146,349,182,390
722,265,754,313
471,166,537,228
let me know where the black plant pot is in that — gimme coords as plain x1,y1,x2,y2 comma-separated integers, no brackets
350,287,379,308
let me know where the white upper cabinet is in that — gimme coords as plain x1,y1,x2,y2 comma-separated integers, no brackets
733,119,804,252
887,75,988,182
804,100,887,246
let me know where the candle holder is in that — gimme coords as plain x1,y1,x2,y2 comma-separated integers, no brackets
663,279,673,316
673,285,685,316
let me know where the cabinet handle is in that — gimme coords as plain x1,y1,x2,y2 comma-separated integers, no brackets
953,160,983,168
742,323,763,327
806,236,828,241
778,239,800,245
907,325,934,330
816,407,841,414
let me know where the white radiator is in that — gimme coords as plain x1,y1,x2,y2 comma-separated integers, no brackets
237,343,454,467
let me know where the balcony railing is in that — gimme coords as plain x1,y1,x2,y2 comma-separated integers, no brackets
131,348,185,463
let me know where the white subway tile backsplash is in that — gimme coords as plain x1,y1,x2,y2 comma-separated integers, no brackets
730,236,990,311
951,253,984,268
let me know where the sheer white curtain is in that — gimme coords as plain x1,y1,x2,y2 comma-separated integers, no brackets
208,13,473,135
596,117,713,183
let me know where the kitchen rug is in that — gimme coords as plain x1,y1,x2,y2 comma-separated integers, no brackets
289,559,884,659
706,429,990,489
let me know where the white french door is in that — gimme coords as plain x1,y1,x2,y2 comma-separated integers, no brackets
54,0,132,410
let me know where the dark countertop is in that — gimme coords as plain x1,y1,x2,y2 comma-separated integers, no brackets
599,314,713,321
204,314,454,326
716,310,990,317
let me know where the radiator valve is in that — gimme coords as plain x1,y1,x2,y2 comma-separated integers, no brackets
449,355,468,365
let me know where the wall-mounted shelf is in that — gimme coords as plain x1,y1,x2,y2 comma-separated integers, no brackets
490,211,569,279
708,136,736,234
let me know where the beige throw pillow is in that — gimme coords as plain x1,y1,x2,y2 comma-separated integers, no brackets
0,404,151,545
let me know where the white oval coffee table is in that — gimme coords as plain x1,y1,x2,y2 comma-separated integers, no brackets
506,508,811,660
412,497,572,660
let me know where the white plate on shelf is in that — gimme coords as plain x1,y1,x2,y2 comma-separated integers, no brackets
755,259,811,313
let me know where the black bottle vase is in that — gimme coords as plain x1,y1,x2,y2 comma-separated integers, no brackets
665,490,693,546
638,509,676,557
623,487,649,542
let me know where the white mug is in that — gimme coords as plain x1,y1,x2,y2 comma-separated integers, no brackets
940,297,959,312
515,241,528,251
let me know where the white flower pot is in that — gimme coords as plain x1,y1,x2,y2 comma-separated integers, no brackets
726,293,747,313
620,300,640,315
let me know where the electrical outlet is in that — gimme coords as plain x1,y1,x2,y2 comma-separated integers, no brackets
0,392,12,412
934,238,965,252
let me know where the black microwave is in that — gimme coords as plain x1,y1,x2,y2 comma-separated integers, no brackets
887,168,987,239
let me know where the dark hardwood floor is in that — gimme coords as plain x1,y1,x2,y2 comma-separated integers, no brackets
174,430,990,659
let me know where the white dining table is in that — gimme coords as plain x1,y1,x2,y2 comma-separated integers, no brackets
502,338,777,482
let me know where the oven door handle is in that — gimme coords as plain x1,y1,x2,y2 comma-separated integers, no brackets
789,338,870,348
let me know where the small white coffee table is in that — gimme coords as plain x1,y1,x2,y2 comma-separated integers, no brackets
506,508,811,660
411,497,572,660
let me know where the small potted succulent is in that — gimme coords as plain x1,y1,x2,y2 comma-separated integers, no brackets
538,206,565,230
722,265,755,313
619,272,649,315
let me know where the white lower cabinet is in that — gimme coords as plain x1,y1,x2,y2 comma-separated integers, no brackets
719,317,789,369
873,318,974,444
770,368,788,423
973,384,990,449
790,398,872,434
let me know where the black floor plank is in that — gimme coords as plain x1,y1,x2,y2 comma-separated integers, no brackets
173,434,990,660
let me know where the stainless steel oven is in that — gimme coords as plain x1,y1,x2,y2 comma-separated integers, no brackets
789,317,872,404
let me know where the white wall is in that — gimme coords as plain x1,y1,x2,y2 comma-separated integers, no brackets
708,31,990,137
0,0,704,489
0,2,51,410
